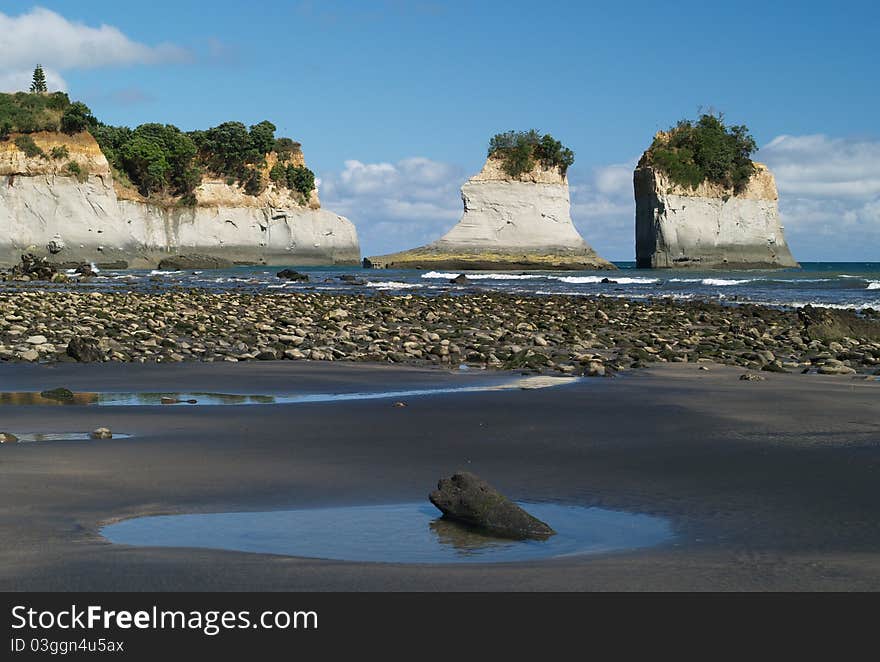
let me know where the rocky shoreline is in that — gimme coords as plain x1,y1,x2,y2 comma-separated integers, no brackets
0,289,878,377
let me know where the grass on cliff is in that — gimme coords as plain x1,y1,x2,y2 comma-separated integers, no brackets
488,130,575,178
643,113,758,192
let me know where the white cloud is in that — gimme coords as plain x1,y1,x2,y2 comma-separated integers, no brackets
0,7,189,92
320,157,464,254
758,135,880,260
568,159,638,260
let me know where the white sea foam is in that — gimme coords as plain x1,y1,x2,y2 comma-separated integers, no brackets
421,271,461,279
867,282,880,290
701,278,752,286
551,276,659,285
420,271,541,280
150,270,181,276
366,281,424,289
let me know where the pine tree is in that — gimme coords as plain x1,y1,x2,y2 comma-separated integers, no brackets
30,65,48,93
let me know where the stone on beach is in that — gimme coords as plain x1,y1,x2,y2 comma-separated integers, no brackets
429,471,556,540
66,336,104,363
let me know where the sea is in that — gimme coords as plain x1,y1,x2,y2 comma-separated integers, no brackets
6,262,880,311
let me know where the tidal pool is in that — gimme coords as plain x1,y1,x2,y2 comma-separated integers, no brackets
101,502,673,564
0,375,578,407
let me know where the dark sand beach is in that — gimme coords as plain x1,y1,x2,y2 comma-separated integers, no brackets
1,360,878,591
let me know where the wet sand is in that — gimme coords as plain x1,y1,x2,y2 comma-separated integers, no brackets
0,360,878,591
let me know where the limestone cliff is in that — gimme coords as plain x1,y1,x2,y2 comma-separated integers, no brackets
634,156,797,269
0,132,359,268
369,156,614,270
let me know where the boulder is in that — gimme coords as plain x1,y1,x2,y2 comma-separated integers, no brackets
799,305,880,343
90,427,112,439
450,274,469,285
66,337,103,362
158,255,233,270
277,269,309,281
429,471,555,540
0,432,19,444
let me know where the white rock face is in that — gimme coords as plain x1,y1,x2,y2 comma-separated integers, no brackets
370,157,613,270
634,164,797,269
0,133,360,267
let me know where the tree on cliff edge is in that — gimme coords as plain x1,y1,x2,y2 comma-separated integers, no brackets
30,65,48,93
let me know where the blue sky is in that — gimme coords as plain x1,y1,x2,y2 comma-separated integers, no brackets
1,1,878,260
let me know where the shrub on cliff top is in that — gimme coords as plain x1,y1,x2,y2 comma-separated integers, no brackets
488,130,575,178
644,113,758,192
14,134,45,159
0,91,71,133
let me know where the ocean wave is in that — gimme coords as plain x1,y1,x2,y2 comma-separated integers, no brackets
868,282,880,290
150,270,181,276
701,278,752,286
366,281,424,289
551,276,659,285
420,271,540,280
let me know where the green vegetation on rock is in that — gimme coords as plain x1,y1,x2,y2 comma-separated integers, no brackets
488,130,575,178
13,134,44,158
1,89,316,205
643,113,758,192
0,91,72,133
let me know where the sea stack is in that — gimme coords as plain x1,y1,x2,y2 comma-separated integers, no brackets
634,115,797,269
369,131,614,270
0,93,359,268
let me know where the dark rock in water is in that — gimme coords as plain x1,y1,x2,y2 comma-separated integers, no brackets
0,432,19,444
158,255,233,270
450,274,469,285
66,337,103,363
337,274,366,285
429,471,555,540
600,277,618,284
97,260,128,270
90,427,112,440
11,253,57,281
40,387,75,401
277,269,309,282
160,397,180,405
799,305,880,342
74,263,95,277
362,257,374,269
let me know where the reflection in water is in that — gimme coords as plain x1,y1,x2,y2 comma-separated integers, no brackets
429,518,522,555
0,376,578,408
11,432,133,443
0,392,98,406
102,502,673,564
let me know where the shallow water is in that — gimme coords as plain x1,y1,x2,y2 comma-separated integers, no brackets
0,375,578,407
101,502,673,564
10,432,132,443
5,262,878,311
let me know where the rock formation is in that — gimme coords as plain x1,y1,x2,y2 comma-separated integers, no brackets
634,152,797,269
0,132,360,268
369,156,614,270
429,471,555,540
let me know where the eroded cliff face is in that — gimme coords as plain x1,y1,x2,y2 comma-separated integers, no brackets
0,132,359,267
369,156,614,270
634,162,797,269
